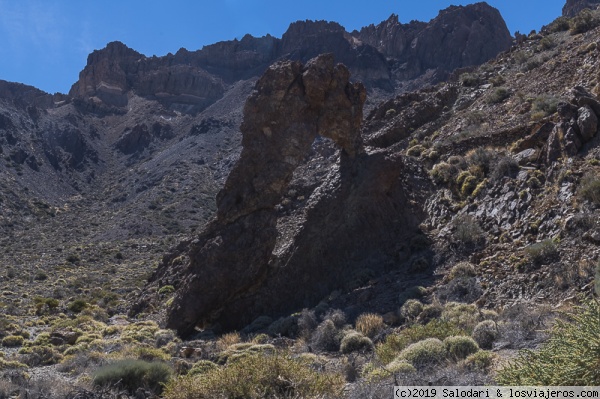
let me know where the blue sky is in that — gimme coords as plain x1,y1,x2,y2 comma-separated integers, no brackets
0,0,566,94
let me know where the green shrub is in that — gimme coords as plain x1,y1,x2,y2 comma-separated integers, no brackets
443,336,479,360
524,239,558,266
460,73,481,87
486,87,510,104
579,173,600,205
460,350,496,371
467,147,494,174
340,331,374,354
396,338,446,369
0,357,27,370
400,299,424,320
158,285,175,295
187,360,218,376
163,352,344,399
545,16,571,33
376,319,465,364
68,299,88,313
452,215,484,249
472,320,499,349
1,335,24,347
365,359,416,381
532,94,560,116
406,144,425,157
93,359,172,394
569,9,600,35
447,262,476,281
441,302,484,333
497,300,600,385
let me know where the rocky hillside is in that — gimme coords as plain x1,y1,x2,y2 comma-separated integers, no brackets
2,2,600,398
138,6,600,339
0,2,512,317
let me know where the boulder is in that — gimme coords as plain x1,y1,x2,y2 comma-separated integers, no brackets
577,105,598,141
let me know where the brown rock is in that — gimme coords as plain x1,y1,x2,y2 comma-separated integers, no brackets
152,55,366,336
135,54,428,336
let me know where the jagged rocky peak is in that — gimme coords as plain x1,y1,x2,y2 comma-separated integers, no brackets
359,2,511,76
69,41,142,106
563,0,600,17
69,41,225,113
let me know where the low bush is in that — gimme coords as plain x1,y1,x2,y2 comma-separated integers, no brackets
472,320,499,349
93,359,172,394
451,215,485,250
486,87,510,104
441,302,485,334
395,338,446,370
447,262,476,281
376,319,465,364
216,332,241,351
400,299,424,320
491,157,519,180
163,352,344,399
340,331,374,354
1,335,24,347
579,173,600,205
68,299,88,313
524,239,558,266
569,9,600,35
443,336,479,360
355,313,385,339
544,16,571,33
460,73,481,87
187,360,218,376
460,350,496,372
532,94,560,117
497,300,600,385
311,320,341,352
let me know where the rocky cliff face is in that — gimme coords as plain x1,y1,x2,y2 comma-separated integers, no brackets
357,3,512,81
69,41,226,113
69,2,512,114
563,0,600,17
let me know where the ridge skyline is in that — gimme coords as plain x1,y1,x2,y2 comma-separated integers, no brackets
0,0,565,94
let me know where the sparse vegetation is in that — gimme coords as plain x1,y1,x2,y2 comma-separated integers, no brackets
497,300,600,385
486,87,510,104
93,359,172,394
163,352,345,399
524,239,558,266
579,173,600,205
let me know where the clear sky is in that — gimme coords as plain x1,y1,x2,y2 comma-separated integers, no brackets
0,0,566,94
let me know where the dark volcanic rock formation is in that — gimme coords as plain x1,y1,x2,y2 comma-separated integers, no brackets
135,54,427,336
69,3,512,113
563,0,600,17
356,2,512,81
70,41,226,113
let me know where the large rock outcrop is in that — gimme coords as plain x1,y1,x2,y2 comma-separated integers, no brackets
357,3,512,81
135,54,427,336
563,0,600,17
69,41,226,113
